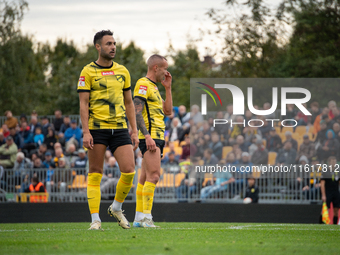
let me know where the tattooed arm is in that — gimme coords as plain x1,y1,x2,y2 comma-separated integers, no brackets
134,97,156,152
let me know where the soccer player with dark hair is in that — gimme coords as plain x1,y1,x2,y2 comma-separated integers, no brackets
78,30,139,230
320,156,340,224
133,54,172,227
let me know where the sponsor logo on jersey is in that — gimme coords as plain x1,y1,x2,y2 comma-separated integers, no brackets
138,85,147,95
101,71,115,76
78,76,85,87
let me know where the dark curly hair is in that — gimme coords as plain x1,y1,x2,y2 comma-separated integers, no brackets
93,30,113,46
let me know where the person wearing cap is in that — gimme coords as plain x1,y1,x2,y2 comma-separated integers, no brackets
0,136,18,168
74,149,88,170
296,134,315,162
64,120,82,147
283,131,298,151
43,151,55,168
4,110,18,129
267,127,282,153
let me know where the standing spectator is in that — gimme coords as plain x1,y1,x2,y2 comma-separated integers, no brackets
41,116,51,137
283,131,298,151
44,127,56,151
74,149,88,169
4,110,18,129
33,126,44,146
53,110,64,132
24,176,47,203
320,156,340,225
64,120,82,148
29,116,41,135
209,132,223,160
244,176,259,203
251,139,268,165
9,127,24,150
0,136,18,168
276,141,297,165
297,135,316,162
267,127,282,152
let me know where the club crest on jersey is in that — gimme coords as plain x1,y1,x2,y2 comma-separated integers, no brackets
116,75,124,83
138,85,147,95
101,71,114,76
78,76,85,87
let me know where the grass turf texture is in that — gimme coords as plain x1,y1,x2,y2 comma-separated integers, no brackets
0,223,339,255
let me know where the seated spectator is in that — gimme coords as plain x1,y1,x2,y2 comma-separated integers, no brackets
310,101,321,125
203,148,219,165
200,164,235,199
53,147,67,167
251,139,268,165
59,115,71,134
20,121,33,145
1,124,10,138
315,120,328,145
35,143,48,162
266,127,282,152
276,141,297,165
101,156,120,197
214,111,229,139
0,132,5,146
201,121,212,136
297,135,316,162
164,151,180,173
209,132,223,160
74,149,88,169
283,131,298,151
236,135,249,152
10,152,32,187
168,117,183,142
330,107,340,126
258,118,271,139
4,110,18,129
248,135,259,157
317,129,340,162
32,157,49,182
191,104,203,124
228,143,242,162
41,116,52,137
53,110,64,132
243,126,261,144
180,136,195,160
244,176,259,203
49,158,72,197
9,127,23,150
178,105,190,125
43,151,55,168
64,120,82,148
230,116,244,139
194,136,209,159
295,103,309,127
103,150,112,169
0,136,18,168
333,123,340,143
29,115,41,134
33,126,44,146
44,127,56,151
65,143,78,166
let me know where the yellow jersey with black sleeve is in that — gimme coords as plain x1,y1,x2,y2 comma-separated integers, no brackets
134,77,165,140
77,61,131,130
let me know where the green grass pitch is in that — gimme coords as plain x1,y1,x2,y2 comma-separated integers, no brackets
0,222,339,255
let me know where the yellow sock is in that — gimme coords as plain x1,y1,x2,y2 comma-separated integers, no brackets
136,183,144,213
87,173,102,214
143,181,156,215
115,171,135,203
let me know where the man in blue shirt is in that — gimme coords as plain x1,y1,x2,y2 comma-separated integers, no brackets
64,120,82,146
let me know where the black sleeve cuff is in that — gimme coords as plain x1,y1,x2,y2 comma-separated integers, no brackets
123,87,131,91
77,89,91,93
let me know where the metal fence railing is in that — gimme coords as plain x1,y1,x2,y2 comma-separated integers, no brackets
0,164,323,204
0,115,82,127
